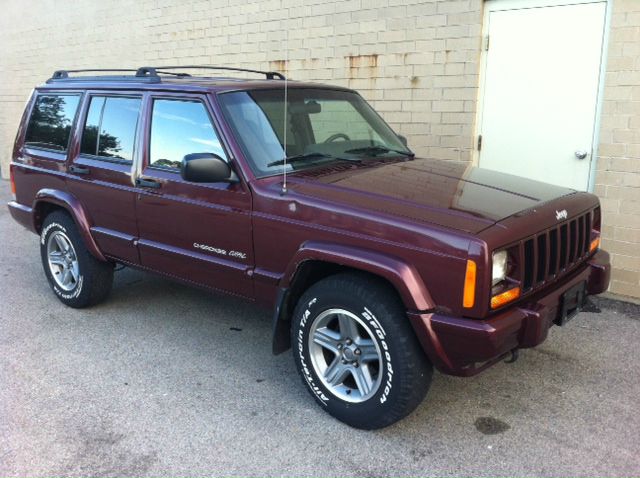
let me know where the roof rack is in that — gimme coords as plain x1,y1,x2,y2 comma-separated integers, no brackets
136,65,286,80
47,65,286,83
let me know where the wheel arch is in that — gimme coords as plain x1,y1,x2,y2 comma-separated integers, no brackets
33,188,106,262
272,241,436,354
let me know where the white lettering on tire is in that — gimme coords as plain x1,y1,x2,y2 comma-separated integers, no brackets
297,298,329,404
362,307,393,404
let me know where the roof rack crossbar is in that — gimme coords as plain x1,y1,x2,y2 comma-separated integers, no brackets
51,69,139,80
136,65,286,80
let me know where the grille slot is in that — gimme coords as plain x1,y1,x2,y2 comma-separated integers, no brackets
519,211,593,293
523,239,534,290
583,212,591,255
548,228,558,276
536,234,547,283
569,219,577,264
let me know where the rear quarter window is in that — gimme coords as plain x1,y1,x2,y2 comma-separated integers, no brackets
24,94,81,152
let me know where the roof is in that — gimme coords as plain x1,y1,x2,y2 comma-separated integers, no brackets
39,66,354,94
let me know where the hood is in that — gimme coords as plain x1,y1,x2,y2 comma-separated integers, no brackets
284,158,575,233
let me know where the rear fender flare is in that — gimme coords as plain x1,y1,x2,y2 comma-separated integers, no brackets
33,188,106,262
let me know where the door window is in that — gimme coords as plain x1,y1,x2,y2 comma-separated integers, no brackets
24,94,81,152
149,99,226,170
80,96,142,162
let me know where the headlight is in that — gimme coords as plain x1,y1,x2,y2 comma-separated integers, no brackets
492,250,508,286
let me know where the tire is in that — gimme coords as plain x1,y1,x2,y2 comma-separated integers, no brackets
291,272,433,429
40,210,114,308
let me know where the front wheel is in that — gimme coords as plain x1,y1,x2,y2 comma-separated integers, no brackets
291,273,433,429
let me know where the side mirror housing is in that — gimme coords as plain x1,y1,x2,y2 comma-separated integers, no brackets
181,153,232,183
398,135,408,147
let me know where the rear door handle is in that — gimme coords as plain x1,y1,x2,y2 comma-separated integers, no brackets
69,165,90,175
135,178,161,189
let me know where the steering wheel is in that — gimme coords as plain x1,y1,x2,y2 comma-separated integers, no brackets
324,133,351,143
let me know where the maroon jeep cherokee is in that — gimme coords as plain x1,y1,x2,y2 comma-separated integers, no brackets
7,66,611,429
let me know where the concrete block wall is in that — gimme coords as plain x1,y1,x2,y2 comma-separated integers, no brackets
595,0,640,298
0,0,483,178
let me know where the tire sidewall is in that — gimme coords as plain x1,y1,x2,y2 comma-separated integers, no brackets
293,289,400,422
40,218,85,303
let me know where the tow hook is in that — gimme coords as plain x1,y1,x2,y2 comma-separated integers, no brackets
505,349,519,364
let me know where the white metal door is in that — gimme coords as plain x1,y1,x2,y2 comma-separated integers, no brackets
477,1,607,191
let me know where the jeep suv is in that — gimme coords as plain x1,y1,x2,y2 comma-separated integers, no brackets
7,66,611,429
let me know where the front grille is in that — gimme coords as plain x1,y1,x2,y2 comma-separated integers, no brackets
521,211,592,292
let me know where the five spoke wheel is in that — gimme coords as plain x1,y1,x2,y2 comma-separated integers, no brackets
46,230,80,291
308,308,383,403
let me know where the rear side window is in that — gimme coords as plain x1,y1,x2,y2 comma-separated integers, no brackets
80,96,141,162
24,94,81,152
149,99,226,170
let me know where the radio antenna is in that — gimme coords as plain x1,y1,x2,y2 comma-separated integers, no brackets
281,3,289,196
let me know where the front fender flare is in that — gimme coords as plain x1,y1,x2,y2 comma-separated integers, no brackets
281,241,435,312
33,188,107,262
271,241,436,355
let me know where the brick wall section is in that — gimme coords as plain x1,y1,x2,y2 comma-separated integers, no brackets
594,0,640,298
0,0,483,178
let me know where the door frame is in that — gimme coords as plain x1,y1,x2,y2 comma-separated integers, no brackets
473,0,612,192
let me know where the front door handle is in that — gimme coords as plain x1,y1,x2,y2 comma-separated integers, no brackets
135,178,161,189
69,165,90,175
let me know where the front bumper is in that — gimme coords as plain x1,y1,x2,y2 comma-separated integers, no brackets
408,249,611,377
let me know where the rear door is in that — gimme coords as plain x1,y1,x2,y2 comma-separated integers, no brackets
134,93,254,298
67,91,144,263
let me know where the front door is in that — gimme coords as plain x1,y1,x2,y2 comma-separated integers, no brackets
135,94,253,298
477,0,607,191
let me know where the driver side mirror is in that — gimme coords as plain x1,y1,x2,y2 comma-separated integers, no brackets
181,153,233,183
398,135,408,147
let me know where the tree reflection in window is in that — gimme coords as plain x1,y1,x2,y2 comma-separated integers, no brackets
25,95,80,151
80,96,141,162
149,99,226,170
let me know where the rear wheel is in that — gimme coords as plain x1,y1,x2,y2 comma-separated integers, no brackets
291,272,433,429
40,211,114,308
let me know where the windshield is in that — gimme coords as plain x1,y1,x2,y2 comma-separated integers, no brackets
218,88,411,177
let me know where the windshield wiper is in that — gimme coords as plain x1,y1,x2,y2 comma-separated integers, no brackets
344,146,414,157
267,152,357,167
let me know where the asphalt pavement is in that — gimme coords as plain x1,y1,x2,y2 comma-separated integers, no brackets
1,182,639,477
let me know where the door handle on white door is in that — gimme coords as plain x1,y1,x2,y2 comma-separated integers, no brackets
575,150,588,160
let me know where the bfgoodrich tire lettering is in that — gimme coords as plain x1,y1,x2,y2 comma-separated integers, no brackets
40,211,114,308
292,272,433,429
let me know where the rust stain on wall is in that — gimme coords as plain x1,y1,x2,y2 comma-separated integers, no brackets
346,54,379,80
347,54,379,69
269,60,288,74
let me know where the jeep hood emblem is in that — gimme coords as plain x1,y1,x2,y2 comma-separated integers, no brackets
555,209,568,220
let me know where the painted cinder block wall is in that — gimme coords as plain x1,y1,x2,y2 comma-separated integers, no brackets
0,0,638,299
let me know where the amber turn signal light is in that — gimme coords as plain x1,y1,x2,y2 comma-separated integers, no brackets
463,260,476,308
10,165,16,196
590,237,600,253
491,286,521,309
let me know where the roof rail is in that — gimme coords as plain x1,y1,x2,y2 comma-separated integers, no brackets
136,65,286,80
47,65,286,83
